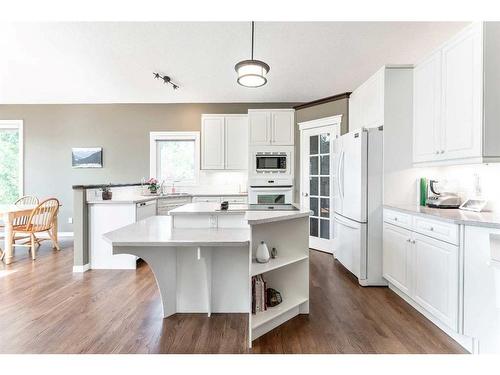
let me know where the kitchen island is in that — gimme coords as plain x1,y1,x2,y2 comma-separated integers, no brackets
103,203,310,347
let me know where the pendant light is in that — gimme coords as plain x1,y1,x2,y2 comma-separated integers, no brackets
235,21,270,88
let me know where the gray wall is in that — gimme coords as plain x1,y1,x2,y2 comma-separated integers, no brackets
0,103,295,231
293,98,349,201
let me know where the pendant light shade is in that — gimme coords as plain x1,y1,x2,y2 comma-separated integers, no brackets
235,22,270,88
235,59,270,87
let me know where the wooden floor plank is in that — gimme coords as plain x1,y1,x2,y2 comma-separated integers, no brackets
0,241,466,354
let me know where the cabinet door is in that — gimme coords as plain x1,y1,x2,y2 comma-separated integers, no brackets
413,233,459,331
413,51,442,163
225,116,248,169
383,223,412,295
249,111,271,145
271,111,294,145
363,68,385,129
441,24,482,161
348,88,363,131
201,116,225,169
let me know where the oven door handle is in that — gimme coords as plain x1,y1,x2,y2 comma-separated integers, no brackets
250,187,293,192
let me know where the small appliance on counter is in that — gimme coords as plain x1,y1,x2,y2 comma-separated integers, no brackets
425,180,461,209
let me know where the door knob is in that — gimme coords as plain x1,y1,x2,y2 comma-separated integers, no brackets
303,192,309,197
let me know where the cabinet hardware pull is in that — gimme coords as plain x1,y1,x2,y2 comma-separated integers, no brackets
435,151,439,154
394,217,398,221
440,150,445,154
429,227,434,231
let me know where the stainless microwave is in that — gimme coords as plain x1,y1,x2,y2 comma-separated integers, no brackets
255,152,288,173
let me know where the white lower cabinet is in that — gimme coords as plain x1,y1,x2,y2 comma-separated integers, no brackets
383,223,412,295
383,209,460,332
413,233,459,330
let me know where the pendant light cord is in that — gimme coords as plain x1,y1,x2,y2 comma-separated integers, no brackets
251,21,254,60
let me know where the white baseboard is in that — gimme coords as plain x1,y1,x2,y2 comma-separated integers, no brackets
73,263,90,273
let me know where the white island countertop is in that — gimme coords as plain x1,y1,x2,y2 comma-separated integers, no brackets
103,216,250,246
169,202,311,225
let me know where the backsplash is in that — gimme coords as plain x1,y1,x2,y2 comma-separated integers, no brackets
86,170,248,200
396,163,500,213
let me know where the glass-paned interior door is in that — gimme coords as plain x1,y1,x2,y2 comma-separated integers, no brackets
300,123,340,254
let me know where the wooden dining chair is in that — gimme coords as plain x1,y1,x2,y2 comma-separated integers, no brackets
12,198,60,260
13,195,40,226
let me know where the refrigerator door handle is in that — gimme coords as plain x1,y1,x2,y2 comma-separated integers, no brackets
340,151,345,201
336,150,342,199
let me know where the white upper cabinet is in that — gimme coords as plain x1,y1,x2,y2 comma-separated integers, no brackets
225,116,248,169
271,111,295,145
349,68,385,131
413,22,500,166
201,114,248,170
248,111,270,145
201,116,225,169
248,109,294,146
441,26,482,160
413,51,442,163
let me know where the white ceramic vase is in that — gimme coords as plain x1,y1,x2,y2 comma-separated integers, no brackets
256,241,270,263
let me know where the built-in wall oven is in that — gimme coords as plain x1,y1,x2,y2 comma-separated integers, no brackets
248,177,294,205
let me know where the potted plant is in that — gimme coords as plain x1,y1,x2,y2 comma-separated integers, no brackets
147,178,160,195
101,184,112,200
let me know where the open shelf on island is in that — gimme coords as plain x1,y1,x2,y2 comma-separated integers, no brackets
251,252,308,277
252,295,308,329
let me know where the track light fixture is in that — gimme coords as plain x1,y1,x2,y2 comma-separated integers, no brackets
153,72,179,90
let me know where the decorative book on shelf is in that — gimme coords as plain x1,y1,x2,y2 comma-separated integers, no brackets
251,275,267,314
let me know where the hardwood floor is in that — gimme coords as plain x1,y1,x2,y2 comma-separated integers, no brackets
0,241,466,354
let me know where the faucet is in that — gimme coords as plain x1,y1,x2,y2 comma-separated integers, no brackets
159,180,166,196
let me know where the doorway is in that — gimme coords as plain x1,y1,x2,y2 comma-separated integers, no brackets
299,116,341,254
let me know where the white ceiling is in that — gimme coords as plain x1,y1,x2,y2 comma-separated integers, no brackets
0,22,469,104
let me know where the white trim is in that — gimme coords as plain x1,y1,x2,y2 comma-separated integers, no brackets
149,131,200,186
0,120,24,198
73,263,90,273
248,108,295,113
298,115,343,131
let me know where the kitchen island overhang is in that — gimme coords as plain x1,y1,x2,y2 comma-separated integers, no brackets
103,203,311,347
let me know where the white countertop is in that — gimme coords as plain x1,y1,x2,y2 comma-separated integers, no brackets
384,204,500,229
170,202,311,225
103,216,250,247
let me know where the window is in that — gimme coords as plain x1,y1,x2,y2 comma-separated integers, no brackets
150,132,200,186
0,120,23,204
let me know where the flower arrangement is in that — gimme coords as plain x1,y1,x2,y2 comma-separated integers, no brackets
147,178,160,194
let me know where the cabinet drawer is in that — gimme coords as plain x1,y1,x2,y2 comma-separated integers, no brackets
157,197,191,207
222,196,247,204
192,196,222,203
413,216,459,245
383,209,413,229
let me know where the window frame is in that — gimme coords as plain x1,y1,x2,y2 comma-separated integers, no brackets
149,131,200,186
0,120,24,199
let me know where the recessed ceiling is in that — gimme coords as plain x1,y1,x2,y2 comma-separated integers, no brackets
0,21,469,104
